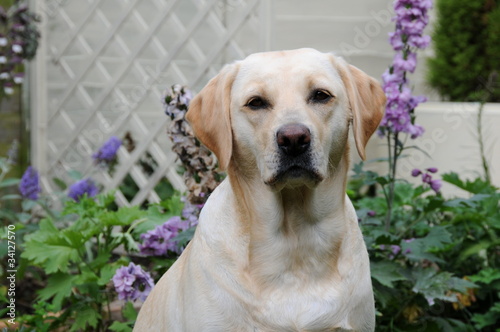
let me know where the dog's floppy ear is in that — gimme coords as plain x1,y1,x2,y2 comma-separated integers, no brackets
186,63,239,170
332,56,386,160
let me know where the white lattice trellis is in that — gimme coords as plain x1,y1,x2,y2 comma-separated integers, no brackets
29,0,271,206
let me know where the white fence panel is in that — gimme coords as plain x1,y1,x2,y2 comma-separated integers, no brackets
30,0,270,206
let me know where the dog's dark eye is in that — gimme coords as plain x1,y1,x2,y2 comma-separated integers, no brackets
246,97,268,110
311,90,332,103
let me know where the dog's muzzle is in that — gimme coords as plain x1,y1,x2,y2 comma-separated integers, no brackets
265,123,323,186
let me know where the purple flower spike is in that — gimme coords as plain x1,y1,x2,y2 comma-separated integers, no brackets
92,136,121,164
112,263,154,302
19,166,41,200
379,0,432,139
67,178,99,202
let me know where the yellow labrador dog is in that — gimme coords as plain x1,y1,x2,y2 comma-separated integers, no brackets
134,48,385,331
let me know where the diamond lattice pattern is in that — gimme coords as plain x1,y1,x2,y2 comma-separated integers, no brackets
39,0,264,206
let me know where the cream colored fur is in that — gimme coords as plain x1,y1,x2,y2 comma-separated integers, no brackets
134,48,385,332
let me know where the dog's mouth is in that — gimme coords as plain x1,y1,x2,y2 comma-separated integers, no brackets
265,163,323,187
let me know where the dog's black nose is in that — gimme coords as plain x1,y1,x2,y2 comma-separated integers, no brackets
277,124,311,156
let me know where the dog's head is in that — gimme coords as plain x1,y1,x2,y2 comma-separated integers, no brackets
187,48,385,189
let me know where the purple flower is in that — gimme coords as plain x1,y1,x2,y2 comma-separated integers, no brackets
19,166,41,200
429,179,442,193
393,52,417,73
391,245,401,255
422,173,432,184
139,216,191,256
180,199,202,227
411,169,422,177
426,167,438,173
403,238,415,255
92,136,121,164
67,178,99,202
379,0,432,139
367,210,376,217
112,263,154,302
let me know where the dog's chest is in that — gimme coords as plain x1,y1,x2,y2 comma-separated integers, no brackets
248,283,351,331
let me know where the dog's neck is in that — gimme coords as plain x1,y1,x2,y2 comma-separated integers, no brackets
227,150,351,288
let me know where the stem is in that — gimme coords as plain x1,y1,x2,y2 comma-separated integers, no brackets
385,132,399,232
477,100,491,184
385,134,393,231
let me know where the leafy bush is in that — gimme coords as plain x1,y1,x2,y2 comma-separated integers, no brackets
427,0,500,102
350,164,500,331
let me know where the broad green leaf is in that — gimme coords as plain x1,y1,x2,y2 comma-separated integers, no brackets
458,240,498,262
0,178,20,188
98,263,118,286
132,205,171,235
412,269,456,303
442,172,494,194
22,238,79,273
89,251,112,271
109,321,133,332
122,301,138,321
471,303,500,329
101,206,145,227
402,226,452,263
469,268,500,285
0,194,21,201
38,272,76,311
370,261,407,288
70,305,100,332
412,269,475,304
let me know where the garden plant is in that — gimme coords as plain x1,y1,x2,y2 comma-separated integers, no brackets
0,0,499,331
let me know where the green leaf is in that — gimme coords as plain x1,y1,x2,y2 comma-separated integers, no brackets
52,177,67,190
133,205,170,235
124,233,139,252
172,227,196,248
89,251,112,271
109,321,133,332
68,170,83,180
98,263,118,286
471,303,500,329
442,172,494,194
122,301,138,321
411,269,475,304
375,176,389,186
469,268,500,285
38,272,76,311
0,178,20,188
402,226,453,263
0,194,21,201
369,230,399,245
370,261,407,288
70,305,100,332
101,206,145,227
22,199,37,211
22,236,80,273
458,240,499,262
444,194,491,208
